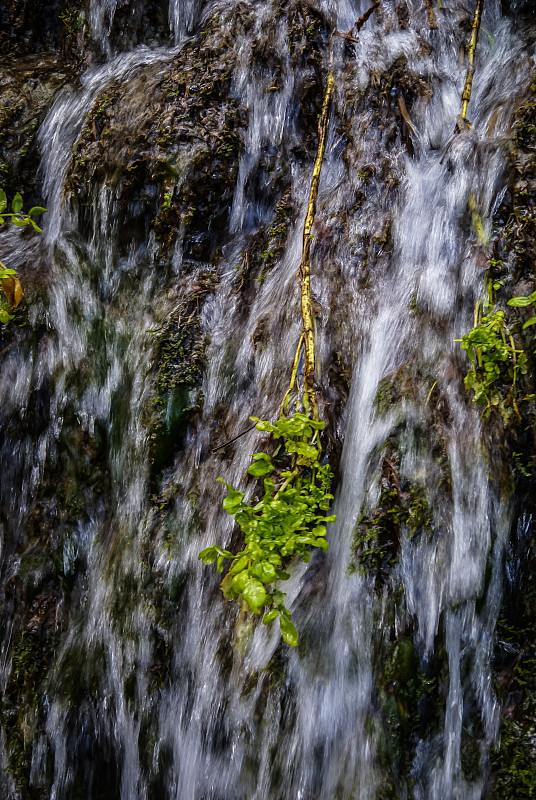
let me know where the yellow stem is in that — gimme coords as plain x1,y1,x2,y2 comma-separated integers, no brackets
279,332,305,418
461,0,484,121
297,68,334,422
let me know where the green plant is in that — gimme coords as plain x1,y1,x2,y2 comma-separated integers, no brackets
199,412,334,646
162,190,173,213
199,69,336,647
507,290,536,330
456,305,526,420
0,188,46,323
0,188,46,232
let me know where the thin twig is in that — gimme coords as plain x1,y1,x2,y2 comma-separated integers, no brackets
383,458,402,498
280,332,305,417
211,423,258,453
61,18,85,49
355,1,380,32
397,95,415,136
334,31,360,43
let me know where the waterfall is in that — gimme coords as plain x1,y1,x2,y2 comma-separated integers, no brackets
0,0,534,798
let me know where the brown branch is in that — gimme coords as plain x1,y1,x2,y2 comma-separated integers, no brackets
61,18,85,49
334,31,360,43
355,1,380,33
383,458,402,498
397,95,415,136
423,0,438,30
335,1,379,42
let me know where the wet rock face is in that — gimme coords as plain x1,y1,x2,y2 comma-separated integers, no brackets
94,0,170,52
488,86,536,800
66,10,249,261
0,0,170,57
0,0,65,54
65,0,329,263
0,54,70,203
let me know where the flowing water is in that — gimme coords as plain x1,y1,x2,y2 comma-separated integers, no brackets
0,0,534,798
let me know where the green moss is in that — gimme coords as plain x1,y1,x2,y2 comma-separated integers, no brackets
53,643,108,706
490,717,536,798
148,282,210,477
0,615,58,791
374,365,413,416
352,446,433,586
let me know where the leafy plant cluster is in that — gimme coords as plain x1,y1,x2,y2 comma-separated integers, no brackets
456,304,527,421
508,290,536,329
199,413,335,646
0,188,45,232
0,188,46,323
456,278,536,421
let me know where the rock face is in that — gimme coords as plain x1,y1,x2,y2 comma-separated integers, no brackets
66,12,249,261
1,2,536,799
0,55,70,203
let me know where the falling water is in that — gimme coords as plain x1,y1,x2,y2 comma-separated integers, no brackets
0,0,534,798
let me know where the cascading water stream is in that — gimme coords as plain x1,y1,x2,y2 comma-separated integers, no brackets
0,1,534,798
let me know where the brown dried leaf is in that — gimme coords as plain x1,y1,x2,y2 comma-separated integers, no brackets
2,275,23,309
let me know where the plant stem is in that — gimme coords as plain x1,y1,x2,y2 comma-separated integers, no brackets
297,66,334,422
355,1,380,32
461,0,484,122
280,332,305,417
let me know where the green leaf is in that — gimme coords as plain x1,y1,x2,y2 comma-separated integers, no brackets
522,315,536,329
217,556,225,573
508,296,533,307
220,573,239,599
247,460,274,477
0,188,6,214
11,216,28,227
308,419,325,430
250,561,276,582
242,577,267,613
198,546,218,565
11,193,23,214
231,570,249,594
30,219,43,233
229,555,249,575
252,418,274,432
262,609,279,625
280,615,298,646
222,489,245,513
28,206,47,216
215,548,234,558
312,538,329,552
275,569,290,580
